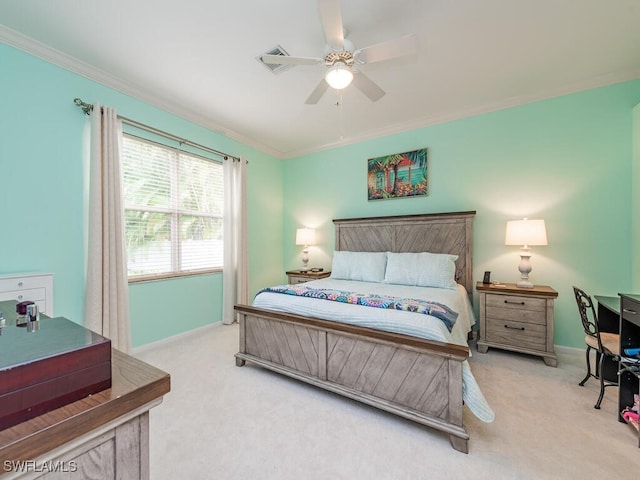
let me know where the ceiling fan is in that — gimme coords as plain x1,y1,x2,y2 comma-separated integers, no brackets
260,0,419,104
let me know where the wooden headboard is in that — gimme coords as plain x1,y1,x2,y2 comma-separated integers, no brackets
333,211,476,297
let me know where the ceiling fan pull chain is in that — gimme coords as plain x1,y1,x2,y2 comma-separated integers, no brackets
337,91,344,141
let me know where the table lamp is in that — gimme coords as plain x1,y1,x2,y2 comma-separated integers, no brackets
295,228,316,271
505,218,547,288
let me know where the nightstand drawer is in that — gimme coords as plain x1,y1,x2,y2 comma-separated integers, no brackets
486,319,546,351
286,270,331,284
289,277,309,285
485,294,546,312
486,305,546,326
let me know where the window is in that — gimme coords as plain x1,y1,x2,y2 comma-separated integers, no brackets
121,134,224,280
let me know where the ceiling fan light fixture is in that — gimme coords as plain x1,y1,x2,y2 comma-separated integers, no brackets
325,63,353,89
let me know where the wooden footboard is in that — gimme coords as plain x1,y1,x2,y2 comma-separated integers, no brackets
234,305,471,453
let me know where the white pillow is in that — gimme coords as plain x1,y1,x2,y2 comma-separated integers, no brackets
330,251,387,283
384,252,458,289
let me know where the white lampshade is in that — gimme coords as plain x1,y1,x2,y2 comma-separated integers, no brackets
295,228,316,246
325,63,353,90
505,219,548,247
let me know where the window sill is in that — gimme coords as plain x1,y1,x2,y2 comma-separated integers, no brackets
128,268,222,284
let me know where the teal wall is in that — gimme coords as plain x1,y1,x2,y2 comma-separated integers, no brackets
633,103,640,291
0,43,284,348
3,41,639,350
283,80,640,349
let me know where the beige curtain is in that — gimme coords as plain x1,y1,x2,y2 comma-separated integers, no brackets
84,103,132,352
222,156,248,324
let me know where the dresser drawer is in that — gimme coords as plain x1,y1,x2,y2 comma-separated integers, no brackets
0,273,53,316
486,319,546,351
0,289,47,315
0,287,46,304
0,275,48,292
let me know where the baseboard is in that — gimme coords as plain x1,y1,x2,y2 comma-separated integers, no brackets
131,321,224,355
554,344,583,357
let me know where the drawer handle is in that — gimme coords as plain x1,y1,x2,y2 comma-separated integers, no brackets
18,295,23,300
623,308,637,315
504,300,525,305
18,281,23,287
504,324,525,331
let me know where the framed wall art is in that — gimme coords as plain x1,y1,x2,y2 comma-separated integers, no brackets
367,147,428,200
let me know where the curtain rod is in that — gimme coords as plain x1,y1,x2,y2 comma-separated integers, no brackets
73,98,241,162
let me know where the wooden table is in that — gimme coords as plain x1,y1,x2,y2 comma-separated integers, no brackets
0,349,170,478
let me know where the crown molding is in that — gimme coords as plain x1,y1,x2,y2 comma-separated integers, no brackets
3,25,639,161
283,67,640,159
0,25,282,159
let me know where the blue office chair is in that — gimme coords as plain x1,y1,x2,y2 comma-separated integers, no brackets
573,286,620,409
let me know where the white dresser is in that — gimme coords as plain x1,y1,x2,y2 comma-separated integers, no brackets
0,272,54,316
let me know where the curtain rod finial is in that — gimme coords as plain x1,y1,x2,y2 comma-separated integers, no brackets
73,98,93,115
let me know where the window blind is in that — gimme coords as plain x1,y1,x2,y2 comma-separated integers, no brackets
122,134,224,279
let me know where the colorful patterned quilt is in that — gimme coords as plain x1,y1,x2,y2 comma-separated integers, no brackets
258,284,458,332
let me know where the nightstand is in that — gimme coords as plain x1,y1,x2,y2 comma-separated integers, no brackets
286,270,331,284
476,282,558,367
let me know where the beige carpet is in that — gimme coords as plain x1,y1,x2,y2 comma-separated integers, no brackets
135,323,638,480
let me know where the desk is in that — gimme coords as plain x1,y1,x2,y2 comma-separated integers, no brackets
618,294,640,446
593,295,640,447
594,295,620,383
595,295,620,331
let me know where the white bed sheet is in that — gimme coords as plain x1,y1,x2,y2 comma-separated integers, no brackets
253,278,495,423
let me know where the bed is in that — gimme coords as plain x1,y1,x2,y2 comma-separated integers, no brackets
234,211,494,453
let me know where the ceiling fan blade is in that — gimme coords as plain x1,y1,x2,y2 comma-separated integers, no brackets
354,34,419,64
317,0,344,51
261,54,322,66
305,79,329,104
352,72,385,102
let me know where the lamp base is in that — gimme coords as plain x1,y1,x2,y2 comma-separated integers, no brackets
301,247,310,271
516,280,534,288
516,250,534,288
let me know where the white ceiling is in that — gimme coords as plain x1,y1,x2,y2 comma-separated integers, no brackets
2,0,640,159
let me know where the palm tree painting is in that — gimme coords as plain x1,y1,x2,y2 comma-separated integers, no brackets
367,148,428,200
